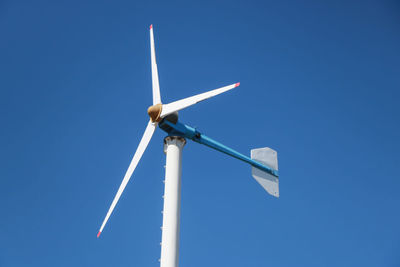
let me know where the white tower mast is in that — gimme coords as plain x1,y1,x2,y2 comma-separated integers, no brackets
160,136,186,267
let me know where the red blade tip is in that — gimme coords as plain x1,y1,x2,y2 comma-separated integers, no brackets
97,231,101,238
235,82,240,87
150,24,153,29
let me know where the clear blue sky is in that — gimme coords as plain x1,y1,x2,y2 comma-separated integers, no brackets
1,0,399,266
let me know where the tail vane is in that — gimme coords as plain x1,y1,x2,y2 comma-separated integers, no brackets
251,147,279,197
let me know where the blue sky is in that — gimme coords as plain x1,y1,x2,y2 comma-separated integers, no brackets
1,0,399,266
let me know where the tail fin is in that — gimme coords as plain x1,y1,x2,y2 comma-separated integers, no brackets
251,147,279,198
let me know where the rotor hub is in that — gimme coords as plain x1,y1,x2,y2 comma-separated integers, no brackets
147,103,163,122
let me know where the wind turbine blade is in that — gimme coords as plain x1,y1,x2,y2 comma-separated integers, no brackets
97,120,157,237
150,24,161,105
160,82,239,118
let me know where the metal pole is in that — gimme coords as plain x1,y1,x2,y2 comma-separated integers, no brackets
160,136,186,267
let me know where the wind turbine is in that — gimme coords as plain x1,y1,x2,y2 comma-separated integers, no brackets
98,25,279,267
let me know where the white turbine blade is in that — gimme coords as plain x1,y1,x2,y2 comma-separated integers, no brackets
97,120,156,237
160,82,240,118
150,24,161,105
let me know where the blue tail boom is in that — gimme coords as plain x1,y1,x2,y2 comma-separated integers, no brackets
158,119,279,178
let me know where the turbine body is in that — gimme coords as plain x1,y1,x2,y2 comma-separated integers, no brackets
97,25,279,267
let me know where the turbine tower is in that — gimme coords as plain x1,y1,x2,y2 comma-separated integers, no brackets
98,25,279,267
